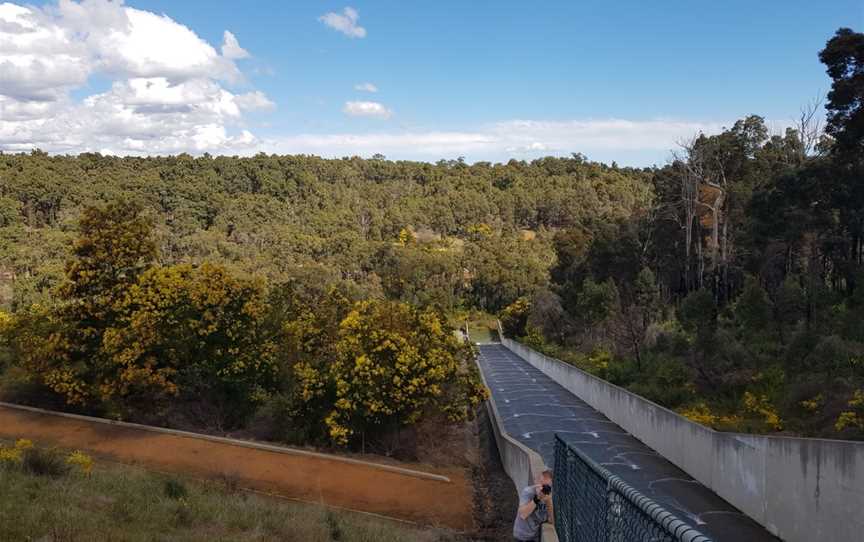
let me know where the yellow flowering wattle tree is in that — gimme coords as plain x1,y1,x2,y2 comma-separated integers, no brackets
307,299,488,446
5,200,487,440
7,202,156,406
0,308,12,370
6,203,277,425
101,262,278,422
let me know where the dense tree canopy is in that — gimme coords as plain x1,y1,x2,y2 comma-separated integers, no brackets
2,205,488,447
1,27,862,443
513,28,864,440
0,152,651,313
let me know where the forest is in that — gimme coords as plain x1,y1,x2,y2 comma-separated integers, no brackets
0,28,862,445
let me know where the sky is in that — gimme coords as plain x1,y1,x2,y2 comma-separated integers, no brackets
1,1,862,166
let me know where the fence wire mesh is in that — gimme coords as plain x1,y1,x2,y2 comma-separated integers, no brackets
553,435,713,542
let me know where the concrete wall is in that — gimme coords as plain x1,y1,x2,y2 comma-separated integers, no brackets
475,357,558,542
501,337,864,542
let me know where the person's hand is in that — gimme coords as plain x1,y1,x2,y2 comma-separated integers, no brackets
530,485,544,505
534,483,552,501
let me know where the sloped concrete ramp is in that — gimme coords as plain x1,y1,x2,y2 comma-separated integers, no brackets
477,344,778,541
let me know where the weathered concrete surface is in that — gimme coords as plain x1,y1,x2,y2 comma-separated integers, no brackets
475,346,559,542
479,343,770,541
502,337,864,542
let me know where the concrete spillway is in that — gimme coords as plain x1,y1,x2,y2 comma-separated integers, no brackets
477,343,778,541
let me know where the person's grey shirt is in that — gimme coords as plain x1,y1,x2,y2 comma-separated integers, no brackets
513,485,548,541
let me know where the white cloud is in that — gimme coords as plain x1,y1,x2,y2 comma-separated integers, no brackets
342,100,392,119
0,2,776,165
354,82,378,93
319,6,366,38
86,4,241,83
490,119,729,152
506,141,548,153
267,131,493,157
235,90,275,111
221,30,249,60
0,77,265,154
0,1,93,100
0,0,271,155
263,118,740,165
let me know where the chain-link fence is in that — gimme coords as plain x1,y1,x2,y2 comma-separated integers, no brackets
553,435,713,542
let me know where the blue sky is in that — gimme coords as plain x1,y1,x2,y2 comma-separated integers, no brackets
4,0,863,164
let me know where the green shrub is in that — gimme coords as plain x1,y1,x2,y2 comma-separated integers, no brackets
249,391,333,445
522,325,546,349
499,297,531,338
22,447,70,478
325,510,343,540
163,478,188,500
652,321,690,357
626,355,694,408
0,365,58,406
679,289,716,336
602,355,640,387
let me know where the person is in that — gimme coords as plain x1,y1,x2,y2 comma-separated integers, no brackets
513,469,554,542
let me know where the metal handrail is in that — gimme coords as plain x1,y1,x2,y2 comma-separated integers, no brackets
553,434,712,542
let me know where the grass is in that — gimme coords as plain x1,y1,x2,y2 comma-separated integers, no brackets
0,440,468,542
458,311,499,344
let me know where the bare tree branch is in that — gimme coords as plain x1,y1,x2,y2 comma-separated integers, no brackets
797,93,825,158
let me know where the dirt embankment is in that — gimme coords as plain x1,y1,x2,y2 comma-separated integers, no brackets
0,404,474,530
469,407,518,540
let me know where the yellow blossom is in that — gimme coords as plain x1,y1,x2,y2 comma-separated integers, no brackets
66,450,94,476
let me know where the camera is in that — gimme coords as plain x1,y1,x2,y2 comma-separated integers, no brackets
541,484,552,495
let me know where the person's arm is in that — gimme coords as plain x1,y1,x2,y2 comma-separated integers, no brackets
544,493,554,524
518,486,540,520
517,498,537,520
